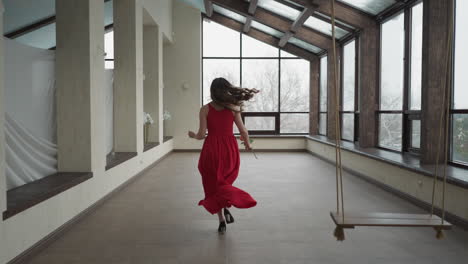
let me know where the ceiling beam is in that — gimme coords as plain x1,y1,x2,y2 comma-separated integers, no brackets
243,0,258,33
248,0,258,14
204,0,213,17
290,0,375,28
211,0,331,49
206,13,317,61
279,7,314,48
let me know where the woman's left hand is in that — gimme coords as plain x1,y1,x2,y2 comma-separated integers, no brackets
188,131,196,138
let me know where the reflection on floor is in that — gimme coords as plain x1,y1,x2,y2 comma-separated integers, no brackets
26,152,468,264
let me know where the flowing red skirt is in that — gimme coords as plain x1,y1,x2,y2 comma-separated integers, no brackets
198,135,257,214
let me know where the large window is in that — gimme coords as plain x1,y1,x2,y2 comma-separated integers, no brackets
378,2,423,152
202,19,310,134
104,30,114,69
452,0,468,165
341,39,358,141
319,56,328,135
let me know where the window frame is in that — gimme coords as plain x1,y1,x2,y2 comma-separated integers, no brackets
340,38,359,142
450,0,468,168
377,1,423,154
318,55,328,136
201,18,310,135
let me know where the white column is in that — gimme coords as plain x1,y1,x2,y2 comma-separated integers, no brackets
113,0,144,153
143,25,160,143
56,0,105,172
157,29,164,144
0,0,6,212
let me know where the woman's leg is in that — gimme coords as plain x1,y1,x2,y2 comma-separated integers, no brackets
217,210,225,222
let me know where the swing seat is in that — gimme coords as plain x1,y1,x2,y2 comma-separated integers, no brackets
330,212,452,229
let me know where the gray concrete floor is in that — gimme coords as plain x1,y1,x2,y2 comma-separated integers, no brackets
26,152,468,264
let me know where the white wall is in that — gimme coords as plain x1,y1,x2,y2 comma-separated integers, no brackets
306,139,468,221
4,38,55,142
142,0,173,43
163,0,203,150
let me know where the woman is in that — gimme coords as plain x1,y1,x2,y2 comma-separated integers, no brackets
188,77,258,233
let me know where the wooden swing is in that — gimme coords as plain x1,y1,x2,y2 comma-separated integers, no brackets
327,0,453,241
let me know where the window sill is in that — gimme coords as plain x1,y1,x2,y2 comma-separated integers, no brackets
3,172,93,220
163,136,173,143
144,142,160,152
306,135,468,189
105,152,138,171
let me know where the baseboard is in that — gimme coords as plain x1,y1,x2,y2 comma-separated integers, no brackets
7,151,173,264
306,150,468,231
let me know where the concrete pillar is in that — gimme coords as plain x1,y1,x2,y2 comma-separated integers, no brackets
56,0,105,172
358,26,379,148
327,49,340,140
143,25,160,144
309,58,319,135
421,0,453,164
0,0,6,212
113,0,144,153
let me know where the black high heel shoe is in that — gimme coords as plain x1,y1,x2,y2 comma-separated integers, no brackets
223,208,235,224
218,221,226,233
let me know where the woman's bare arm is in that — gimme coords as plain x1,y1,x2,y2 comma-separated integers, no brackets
188,105,208,140
234,111,252,150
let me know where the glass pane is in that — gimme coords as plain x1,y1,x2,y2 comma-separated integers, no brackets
319,113,327,135
288,37,323,54
280,114,309,133
245,116,275,131
280,50,297,57
304,16,348,39
410,3,423,110
380,13,405,110
203,59,240,104
342,40,355,111
213,4,246,23
257,0,300,21
379,114,403,151
203,19,240,57
14,23,56,49
280,59,310,112
320,56,328,112
338,0,396,15
105,31,114,60
452,114,468,164
105,60,114,70
411,120,421,149
242,35,278,57
454,0,468,109
242,59,279,112
314,12,356,30
251,21,284,39
342,114,354,141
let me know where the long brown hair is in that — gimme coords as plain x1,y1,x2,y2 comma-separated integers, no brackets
210,77,259,112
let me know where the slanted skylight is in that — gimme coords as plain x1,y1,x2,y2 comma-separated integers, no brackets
213,4,247,23
304,16,349,39
251,21,284,39
257,0,301,21
338,0,396,15
314,12,356,30
288,37,323,54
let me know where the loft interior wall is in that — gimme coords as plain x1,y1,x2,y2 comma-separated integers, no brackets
0,1,174,263
142,0,173,42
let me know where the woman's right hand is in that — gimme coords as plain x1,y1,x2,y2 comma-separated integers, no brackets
188,131,196,138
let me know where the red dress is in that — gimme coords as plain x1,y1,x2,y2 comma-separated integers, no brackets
198,104,257,214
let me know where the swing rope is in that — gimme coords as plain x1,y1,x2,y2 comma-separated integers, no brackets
330,0,345,239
